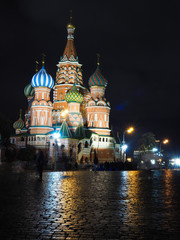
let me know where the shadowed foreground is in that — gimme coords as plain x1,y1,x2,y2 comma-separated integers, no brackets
0,170,180,240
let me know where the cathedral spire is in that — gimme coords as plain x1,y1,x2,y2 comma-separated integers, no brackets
62,11,77,60
97,53,100,66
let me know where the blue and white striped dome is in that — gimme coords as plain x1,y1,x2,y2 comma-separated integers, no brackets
31,66,54,88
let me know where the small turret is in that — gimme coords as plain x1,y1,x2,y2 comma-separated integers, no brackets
65,84,83,131
13,109,24,134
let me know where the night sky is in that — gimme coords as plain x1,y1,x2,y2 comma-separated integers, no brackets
0,0,180,154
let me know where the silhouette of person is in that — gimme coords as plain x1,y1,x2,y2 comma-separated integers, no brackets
93,150,98,172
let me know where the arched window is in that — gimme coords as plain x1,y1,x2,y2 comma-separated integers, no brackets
80,157,83,164
78,143,82,153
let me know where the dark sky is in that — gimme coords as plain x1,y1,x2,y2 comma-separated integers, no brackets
0,0,180,154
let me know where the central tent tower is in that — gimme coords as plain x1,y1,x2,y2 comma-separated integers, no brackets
53,15,85,127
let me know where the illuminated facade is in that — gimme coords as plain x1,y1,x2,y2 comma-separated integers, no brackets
11,19,120,164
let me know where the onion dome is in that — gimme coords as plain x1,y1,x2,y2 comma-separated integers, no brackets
24,83,34,98
88,66,107,88
13,110,24,130
88,54,107,87
65,84,83,104
67,22,75,30
31,66,54,89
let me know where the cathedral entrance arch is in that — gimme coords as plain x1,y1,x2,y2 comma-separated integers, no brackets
78,143,82,153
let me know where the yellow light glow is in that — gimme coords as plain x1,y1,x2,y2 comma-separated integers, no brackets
61,111,65,117
61,109,68,117
127,157,132,162
163,139,169,144
127,127,134,134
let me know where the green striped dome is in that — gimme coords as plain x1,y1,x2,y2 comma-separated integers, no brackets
24,83,35,98
13,118,24,130
65,85,83,103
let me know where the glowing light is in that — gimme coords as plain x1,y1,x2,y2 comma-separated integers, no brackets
127,157,132,162
175,158,180,166
121,144,128,151
152,147,158,152
151,159,156,165
163,139,169,144
61,109,68,117
127,127,134,134
61,111,65,117
53,132,60,139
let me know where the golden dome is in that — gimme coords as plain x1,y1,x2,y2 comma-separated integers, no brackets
67,23,75,29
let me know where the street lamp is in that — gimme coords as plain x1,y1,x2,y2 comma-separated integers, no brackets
152,147,158,152
122,127,134,162
163,139,169,144
159,138,169,154
53,131,60,170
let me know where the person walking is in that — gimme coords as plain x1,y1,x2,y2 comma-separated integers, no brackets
36,149,44,181
93,150,98,172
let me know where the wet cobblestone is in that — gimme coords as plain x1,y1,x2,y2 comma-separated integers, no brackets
0,170,180,239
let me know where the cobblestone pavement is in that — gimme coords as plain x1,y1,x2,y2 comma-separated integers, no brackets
1,170,180,239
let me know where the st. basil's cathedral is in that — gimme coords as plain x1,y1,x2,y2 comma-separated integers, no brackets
11,18,120,165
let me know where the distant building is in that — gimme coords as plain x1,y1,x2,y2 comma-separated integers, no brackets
10,18,121,165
